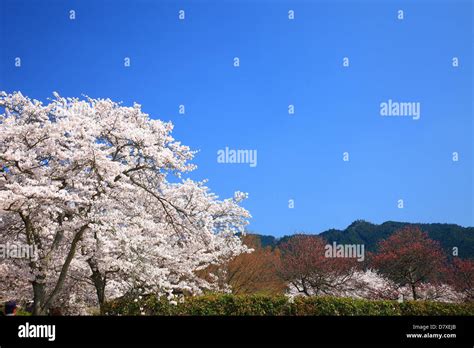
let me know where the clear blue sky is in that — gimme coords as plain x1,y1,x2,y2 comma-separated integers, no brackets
1,0,472,236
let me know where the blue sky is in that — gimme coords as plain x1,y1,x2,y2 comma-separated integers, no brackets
1,0,472,236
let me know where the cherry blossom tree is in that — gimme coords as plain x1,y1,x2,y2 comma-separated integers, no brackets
78,180,250,313
369,226,448,300
324,269,459,302
0,91,250,315
449,258,474,302
279,235,359,296
331,269,401,300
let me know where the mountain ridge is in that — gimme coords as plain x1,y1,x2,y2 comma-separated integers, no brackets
249,220,474,259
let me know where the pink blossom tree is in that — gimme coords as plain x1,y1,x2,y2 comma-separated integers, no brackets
0,92,250,315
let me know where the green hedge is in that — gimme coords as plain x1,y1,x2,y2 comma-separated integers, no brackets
103,294,474,316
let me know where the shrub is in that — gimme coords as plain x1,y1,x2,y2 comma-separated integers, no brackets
103,294,474,316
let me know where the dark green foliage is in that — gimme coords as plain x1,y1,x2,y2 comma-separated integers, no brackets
103,294,474,316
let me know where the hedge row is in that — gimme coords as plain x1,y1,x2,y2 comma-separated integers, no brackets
103,294,474,316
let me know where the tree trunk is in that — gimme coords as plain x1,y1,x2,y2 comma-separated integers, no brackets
32,278,47,315
88,258,107,315
411,283,418,300
43,225,89,312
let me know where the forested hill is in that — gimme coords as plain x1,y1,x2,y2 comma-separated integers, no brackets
251,220,474,259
